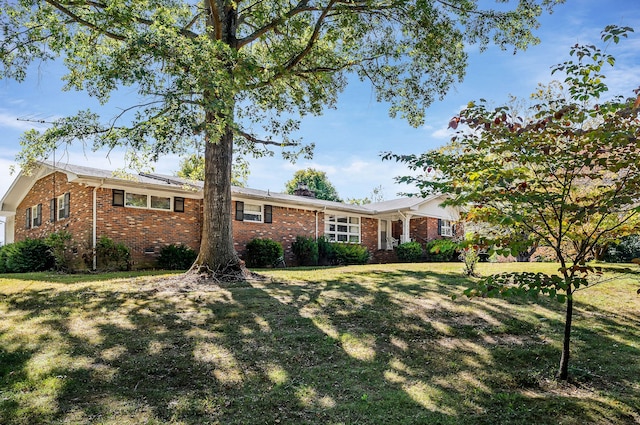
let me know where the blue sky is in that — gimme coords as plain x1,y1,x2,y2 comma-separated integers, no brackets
1,0,640,224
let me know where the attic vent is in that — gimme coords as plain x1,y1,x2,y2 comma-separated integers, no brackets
293,183,316,198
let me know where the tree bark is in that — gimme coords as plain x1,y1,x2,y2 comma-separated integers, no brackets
193,123,243,275
557,285,573,380
191,1,244,278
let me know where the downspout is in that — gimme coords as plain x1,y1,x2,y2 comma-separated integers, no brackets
314,210,318,239
92,180,104,270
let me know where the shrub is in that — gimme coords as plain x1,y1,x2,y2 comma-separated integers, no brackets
331,243,370,265
396,241,423,262
0,245,8,273
4,238,55,273
45,230,78,272
424,239,459,262
157,244,197,270
245,238,284,268
603,235,640,263
95,236,131,271
291,236,319,266
459,246,480,276
317,236,335,265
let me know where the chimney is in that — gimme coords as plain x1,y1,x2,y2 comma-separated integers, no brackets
293,182,316,198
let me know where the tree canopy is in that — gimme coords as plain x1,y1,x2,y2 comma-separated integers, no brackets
384,25,640,379
1,0,563,277
177,154,248,187
285,168,342,202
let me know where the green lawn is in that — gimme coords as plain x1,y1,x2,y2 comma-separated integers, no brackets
0,263,638,424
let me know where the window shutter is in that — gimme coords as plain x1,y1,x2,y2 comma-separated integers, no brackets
63,193,70,218
113,189,124,207
235,201,244,221
25,208,31,229
50,198,57,222
174,197,185,213
264,205,272,223
36,204,42,226
437,219,442,236
452,224,456,236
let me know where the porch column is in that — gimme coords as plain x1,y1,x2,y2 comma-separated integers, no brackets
401,213,412,243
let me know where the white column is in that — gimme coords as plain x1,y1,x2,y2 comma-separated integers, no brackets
4,216,15,244
401,213,412,243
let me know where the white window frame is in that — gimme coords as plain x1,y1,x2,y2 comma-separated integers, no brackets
150,195,171,211
440,219,453,237
122,191,173,211
57,194,66,220
325,214,361,243
125,192,148,209
243,203,263,223
31,205,40,228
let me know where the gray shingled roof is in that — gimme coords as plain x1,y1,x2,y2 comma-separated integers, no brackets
0,161,444,217
40,161,372,214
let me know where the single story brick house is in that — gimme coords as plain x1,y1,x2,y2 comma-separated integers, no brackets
0,161,460,268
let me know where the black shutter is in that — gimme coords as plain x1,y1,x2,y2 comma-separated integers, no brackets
50,198,57,222
63,193,70,218
25,208,31,229
36,204,42,226
437,218,442,236
113,189,124,207
174,197,185,213
264,205,272,223
235,201,244,221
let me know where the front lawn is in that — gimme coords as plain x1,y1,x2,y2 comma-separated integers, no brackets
0,263,638,424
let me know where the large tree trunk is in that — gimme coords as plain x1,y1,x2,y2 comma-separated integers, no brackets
191,1,244,278
557,285,573,380
193,124,244,276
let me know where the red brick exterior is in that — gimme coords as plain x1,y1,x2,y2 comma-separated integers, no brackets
15,172,202,269
13,172,457,269
233,203,319,264
16,173,93,266
98,189,202,268
411,217,443,244
360,217,379,255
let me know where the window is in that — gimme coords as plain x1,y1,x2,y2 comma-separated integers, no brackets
57,193,70,220
325,215,360,243
113,189,182,212
438,219,453,237
235,202,273,223
125,192,148,208
150,195,171,210
243,204,263,222
31,204,42,228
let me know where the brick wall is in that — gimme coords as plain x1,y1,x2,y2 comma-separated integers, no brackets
15,172,93,262
99,189,202,268
233,202,318,265
410,217,443,245
15,172,203,269
360,217,378,255
14,173,456,269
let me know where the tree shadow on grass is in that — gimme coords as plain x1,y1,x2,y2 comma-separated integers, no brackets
0,268,638,424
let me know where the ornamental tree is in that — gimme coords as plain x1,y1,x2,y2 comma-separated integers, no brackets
1,0,562,278
385,25,640,379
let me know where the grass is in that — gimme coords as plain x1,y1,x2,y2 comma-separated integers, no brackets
0,262,638,424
